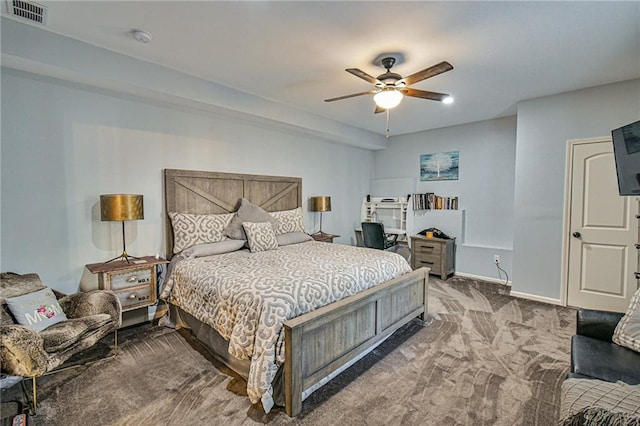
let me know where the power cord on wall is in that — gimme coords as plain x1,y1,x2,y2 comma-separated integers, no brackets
494,259,509,285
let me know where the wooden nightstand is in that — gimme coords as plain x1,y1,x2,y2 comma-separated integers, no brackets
311,233,340,243
85,256,169,312
410,235,456,280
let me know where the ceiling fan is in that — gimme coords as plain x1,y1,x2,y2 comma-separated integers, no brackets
325,57,454,113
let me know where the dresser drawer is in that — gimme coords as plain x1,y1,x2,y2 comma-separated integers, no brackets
108,268,152,290
115,285,154,311
414,254,442,274
413,240,443,255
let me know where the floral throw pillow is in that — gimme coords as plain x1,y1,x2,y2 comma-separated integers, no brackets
613,287,640,353
169,212,234,254
5,288,68,332
270,207,305,235
242,222,279,253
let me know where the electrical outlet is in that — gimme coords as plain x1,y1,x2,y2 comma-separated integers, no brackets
493,255,501,264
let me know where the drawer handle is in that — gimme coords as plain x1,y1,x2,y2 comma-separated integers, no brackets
420,260,434,265
420,247,434,252
127,293,137,300
126,276,137,283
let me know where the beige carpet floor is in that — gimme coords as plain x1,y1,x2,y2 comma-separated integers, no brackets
3,277,576,425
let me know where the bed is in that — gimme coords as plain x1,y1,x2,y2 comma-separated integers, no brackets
162,169,429,416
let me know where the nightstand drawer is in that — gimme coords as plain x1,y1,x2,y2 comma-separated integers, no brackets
414,254,442,274
413,240,443,255
108,268,152,290
115,285,154,311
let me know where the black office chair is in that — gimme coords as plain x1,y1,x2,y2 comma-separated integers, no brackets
361,222,398,251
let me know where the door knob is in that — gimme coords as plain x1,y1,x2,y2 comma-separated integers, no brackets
572,232,581,238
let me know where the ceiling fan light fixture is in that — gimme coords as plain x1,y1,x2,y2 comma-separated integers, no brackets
442,96,454,105
374,89,403,109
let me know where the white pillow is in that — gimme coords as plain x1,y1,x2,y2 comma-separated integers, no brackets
276,232,313,246
613,287,640,353
180,239,246,259
242,222,278,253
270,207,305,235
169,212,234,254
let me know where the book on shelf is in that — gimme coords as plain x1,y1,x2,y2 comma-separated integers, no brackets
411,193,458,211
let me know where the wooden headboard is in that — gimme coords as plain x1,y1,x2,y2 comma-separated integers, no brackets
164,169,302,257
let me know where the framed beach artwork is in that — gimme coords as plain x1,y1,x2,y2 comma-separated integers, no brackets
420,151,459,181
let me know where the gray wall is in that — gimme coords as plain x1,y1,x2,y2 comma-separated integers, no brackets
373,116,517,280
1,69,373,294
512,78,640,300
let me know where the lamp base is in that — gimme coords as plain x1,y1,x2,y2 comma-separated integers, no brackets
103,251,141,264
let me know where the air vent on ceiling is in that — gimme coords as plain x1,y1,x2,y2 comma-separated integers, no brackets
5,0,48,24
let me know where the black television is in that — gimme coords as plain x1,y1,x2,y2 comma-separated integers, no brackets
611,119,640,196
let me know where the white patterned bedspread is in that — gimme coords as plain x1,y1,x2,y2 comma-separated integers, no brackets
160,241,411,412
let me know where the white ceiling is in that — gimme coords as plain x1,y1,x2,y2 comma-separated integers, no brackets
6,1,640,136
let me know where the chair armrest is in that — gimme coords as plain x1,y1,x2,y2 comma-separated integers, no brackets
0,325,48,377
576,309,624,342
59,290,122,327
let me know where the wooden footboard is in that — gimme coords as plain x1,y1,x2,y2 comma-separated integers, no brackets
283,267,429,416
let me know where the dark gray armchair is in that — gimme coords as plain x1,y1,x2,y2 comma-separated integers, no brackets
361,222,398,251
570,308,640,384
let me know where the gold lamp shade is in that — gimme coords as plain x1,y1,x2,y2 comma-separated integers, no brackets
310,196,331,236
100,194,144,222
310,196,331,212
100,194,144,263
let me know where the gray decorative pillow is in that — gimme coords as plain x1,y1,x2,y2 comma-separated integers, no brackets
243,222,278,253
181,239,246,259
613,287,640,353
270,207,305,235
276,232,313,246
169,212,234,254
4,288,68,332
224,199,279,241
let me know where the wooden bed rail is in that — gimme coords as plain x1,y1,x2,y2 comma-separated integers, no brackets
283,267,429,416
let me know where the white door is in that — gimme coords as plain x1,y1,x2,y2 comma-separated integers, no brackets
566,138,639,312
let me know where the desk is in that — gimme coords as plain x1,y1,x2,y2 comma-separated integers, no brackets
354,225,406,247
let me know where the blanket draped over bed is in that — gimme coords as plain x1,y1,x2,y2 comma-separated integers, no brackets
160,241,412,412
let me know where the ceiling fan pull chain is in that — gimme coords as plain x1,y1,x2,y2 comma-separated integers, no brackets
386,109,391,138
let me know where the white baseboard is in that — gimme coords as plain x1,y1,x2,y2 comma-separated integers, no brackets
454,271,511,286
453,272,563,306
509,290,563,306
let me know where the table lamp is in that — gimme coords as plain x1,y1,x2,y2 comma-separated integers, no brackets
310,196,331,236
100,194,144,263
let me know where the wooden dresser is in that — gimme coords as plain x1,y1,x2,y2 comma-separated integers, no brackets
410,235,456,280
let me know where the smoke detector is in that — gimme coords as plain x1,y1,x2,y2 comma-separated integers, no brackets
131,29,152,43
5,0,48,24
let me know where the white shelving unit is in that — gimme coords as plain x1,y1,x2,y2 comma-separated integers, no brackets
359,196,409,243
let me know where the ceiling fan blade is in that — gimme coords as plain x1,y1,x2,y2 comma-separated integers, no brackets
401,61,453,86
374,105,386,114
401,88,449,101
324,90,378,102
346,68,382,85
